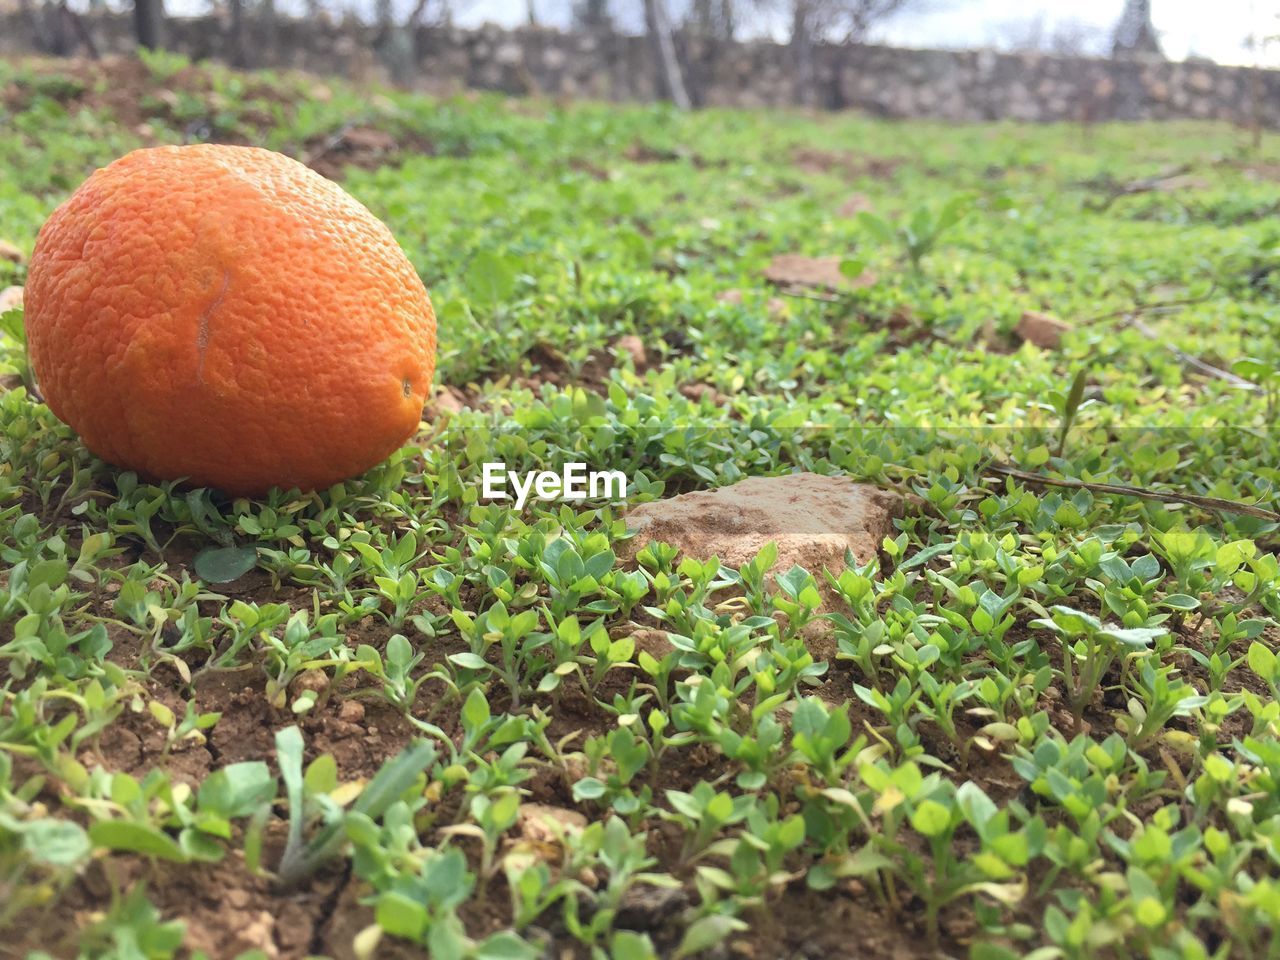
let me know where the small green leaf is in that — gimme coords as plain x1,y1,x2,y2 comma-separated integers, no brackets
198,761,276,818
474,931,540,959
674,915,747,959
461,687,491,730
910,799,952,838
572,777,607,800
449,652,489,670
1249,641,1276,679
610,931,658,960
375,891,427,939
1055,366,1088,457
838,257,866,279
193,545,258,584
89,820,187,862
22,819,90,866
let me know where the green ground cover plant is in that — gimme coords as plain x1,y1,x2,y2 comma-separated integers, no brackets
1,52,1279,959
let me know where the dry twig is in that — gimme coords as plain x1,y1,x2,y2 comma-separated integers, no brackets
1126,317,1258,390
988,463,1280,523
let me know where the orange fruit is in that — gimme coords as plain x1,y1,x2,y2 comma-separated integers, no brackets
24,144,436,496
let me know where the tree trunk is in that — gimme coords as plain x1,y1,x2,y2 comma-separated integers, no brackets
29,0,65,54
261,0,277,67
1111,0,1162,58
228,0,245,67
574,0,610,32
407,0,432,26
133,0,164,49
717,0,735,41
643,0,690,109
791,0,816,107
61,0,99,56
689,0,712,34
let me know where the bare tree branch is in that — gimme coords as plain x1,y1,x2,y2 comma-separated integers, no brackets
786,0,931,105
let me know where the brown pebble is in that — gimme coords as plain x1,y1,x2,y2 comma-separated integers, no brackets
430,386,467,415
0,286,22,313
519,803,588,845
838,193,874,217
291,669,328,695
615,334,647,368
1015,309,1073,350
338,699,365,723
226,889,251,909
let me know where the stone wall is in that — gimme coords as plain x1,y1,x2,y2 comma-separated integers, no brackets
3,11,1277,126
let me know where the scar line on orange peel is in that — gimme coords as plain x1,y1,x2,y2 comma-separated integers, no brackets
195,269,232,383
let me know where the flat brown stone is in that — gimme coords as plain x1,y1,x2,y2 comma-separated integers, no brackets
518,803,587,845
624,472,901,579
717,288,788,316
838,193,874,217
763,255,876,293
428,385,468,416
1015,309,1073,350
614,334,647,368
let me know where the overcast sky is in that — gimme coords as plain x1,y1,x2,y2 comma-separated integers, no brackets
438,0,1277,66
874,0,1273,64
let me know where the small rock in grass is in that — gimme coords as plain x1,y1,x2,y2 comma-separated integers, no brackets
1153,174,1209,192
430,385,467,415
341,126,397,152
624,473,901,585
717,288,788,317
838,193,874,217
0,370,20,392
763,254,875,292
0,286,22,313
337,699,365,724
239,912,278,959
1015,309,1073,350
679,382,731,405
614,334,647,368
226,889,252,910
615,883,690,930
0,241,23,264
518,803,587,845
629,627,674,659
291,668,328,696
